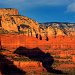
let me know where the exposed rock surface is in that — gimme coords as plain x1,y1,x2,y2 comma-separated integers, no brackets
40,22,75,38
0,8,19,16
0,8,39,37
0,8,75,41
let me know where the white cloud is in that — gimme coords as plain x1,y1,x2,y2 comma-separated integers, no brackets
67,2,75,12
66,0,75,12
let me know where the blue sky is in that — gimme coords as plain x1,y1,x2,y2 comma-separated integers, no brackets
0,0,75,23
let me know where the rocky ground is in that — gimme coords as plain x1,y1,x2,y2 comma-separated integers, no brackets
0,34,75,75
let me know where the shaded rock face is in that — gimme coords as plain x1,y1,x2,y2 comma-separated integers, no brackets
0,53,26,75
14,47,66,74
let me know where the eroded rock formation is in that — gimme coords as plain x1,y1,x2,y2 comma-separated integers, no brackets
0,8,75,41
0,8,39,38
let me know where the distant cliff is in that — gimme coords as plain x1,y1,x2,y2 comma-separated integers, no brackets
39,22,75,38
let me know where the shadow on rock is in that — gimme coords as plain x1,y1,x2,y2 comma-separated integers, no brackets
0,53,26,75
14,46,67,74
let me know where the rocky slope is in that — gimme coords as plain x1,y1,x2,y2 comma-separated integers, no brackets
39,22,75,38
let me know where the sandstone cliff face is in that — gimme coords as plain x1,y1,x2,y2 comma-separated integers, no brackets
0,8,19,16
0,8,75,41
0,8,39,37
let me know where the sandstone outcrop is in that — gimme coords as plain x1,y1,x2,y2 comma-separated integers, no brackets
0,8,75,41
0,8,39,37
0,8,19,16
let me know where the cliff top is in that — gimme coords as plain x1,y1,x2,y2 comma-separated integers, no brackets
0,8,19,16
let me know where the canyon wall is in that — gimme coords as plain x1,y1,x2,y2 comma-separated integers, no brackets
0,8,75,49
0,8,75,41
